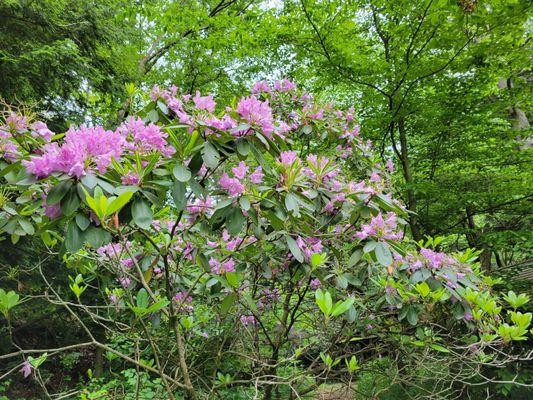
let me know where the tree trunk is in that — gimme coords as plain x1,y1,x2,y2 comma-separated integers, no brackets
397,116,422,242
465,207,492,272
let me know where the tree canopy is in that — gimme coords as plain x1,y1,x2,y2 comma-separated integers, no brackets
0,1,531,399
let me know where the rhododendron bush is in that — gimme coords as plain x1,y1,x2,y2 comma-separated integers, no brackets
0,81,530,399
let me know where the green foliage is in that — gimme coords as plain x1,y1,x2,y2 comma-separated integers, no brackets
0,289,20,318
0,1,531,399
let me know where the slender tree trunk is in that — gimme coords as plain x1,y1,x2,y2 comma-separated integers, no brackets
465,207,492,272
397,116,422,242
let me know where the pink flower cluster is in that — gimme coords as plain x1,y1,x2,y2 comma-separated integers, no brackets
24,125,125,178
1,114,55,162
209,257,236,274
23,117,176,178
219,161,263,197
240,315,257,326
187,196,214,215
0,129,20,161
97,241,132,259
118,117,175,157
193,91,216,112
296,236,323,261
278,151,299,167
235,96,275,138
174,291,194,313
354,212,403,241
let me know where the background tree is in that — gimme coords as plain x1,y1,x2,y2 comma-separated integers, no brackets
254,0,532,271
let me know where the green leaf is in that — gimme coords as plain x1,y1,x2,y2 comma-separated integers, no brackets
202,142,220,168
173,163,192,182
147,109,159,123
406,306,419,326
226,207,245,235
132,199,153,229
47,180,72,205
157,100,168,115
331,298,355,317
81,174,97,189
75,214,90,231
171,180,187,211
220,293,237,315
286,236,303,263
415,282,431,298
65,220,84,253
61,189,80,216
18,218,34,235
375,242,392,266
106,191,133,215
430,344,450,353
226,272,242,288
310,253,327,268
239,196,251,211
315,289,333,317
285,193,300,215
136,289,149,309
236,139,250,156
85,226,111,248
348,249,363,267
0,289,20,317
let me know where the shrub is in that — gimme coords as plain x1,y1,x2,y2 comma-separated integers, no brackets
0,80,530,399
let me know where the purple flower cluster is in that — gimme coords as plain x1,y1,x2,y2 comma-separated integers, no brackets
240,315,257,326
278,151,299,167
235,96,275,138
354,212,403,241
209,257,236,274
118,117,175,157
219,161,263,197
174,291,194,313
23,117,176,178
296,236,323,261
24,125,125,178
0,113,54,161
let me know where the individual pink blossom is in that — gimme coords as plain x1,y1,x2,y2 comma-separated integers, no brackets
248,166,264,184
279,151,298,167
231,161,249,179
31,121,53,141
310,278,321,290
308,109,325,120
219,173,245,197
109,293,118,304
209,257,236,274
121,172,140,185
174,291,194,313
187,196,214,215
42,195,61,219
385,159,394,172
296,236,323,261
20,361,32,378
97,242,131,259
240,315,257,326
273,79,297,92
119,276,131,288
251,81,271,94
193,91,216,112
